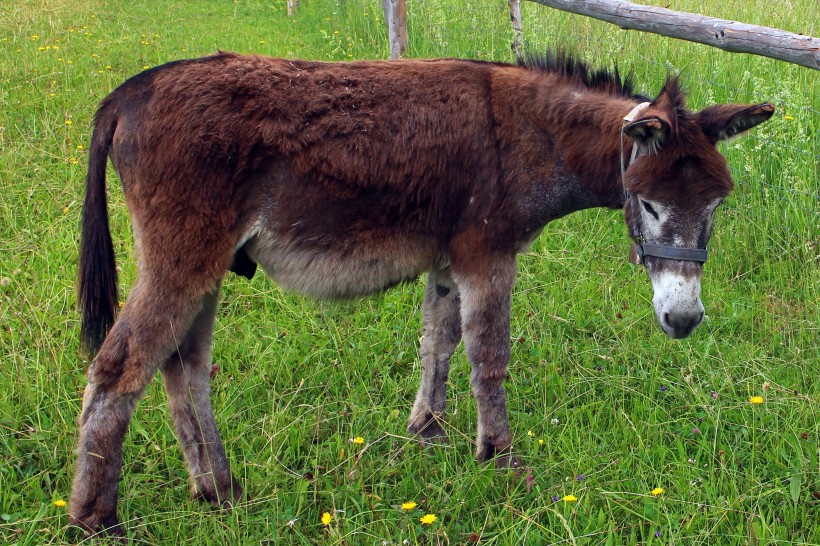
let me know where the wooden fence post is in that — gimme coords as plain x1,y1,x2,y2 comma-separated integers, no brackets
287,0,299,17
509,0,524,60
382,0,408,59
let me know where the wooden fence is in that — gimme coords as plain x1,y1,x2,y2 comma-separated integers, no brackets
288,0,819,68
529,0,819,70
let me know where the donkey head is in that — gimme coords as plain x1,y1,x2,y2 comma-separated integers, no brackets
622,80,773,338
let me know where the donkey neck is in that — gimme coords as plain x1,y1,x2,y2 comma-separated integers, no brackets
532,77,643,210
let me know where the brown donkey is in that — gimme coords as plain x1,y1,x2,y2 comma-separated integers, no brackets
71,51,773,534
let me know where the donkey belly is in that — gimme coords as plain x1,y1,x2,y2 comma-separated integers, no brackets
244,227,439,299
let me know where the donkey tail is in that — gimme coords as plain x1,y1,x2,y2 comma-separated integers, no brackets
78,103,119,356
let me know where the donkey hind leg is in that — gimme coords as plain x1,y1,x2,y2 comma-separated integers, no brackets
407,269,462,443
160,285,241,507
69,278,218,535
454,258,521,468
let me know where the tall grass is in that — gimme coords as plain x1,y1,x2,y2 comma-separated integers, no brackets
0,0,817,544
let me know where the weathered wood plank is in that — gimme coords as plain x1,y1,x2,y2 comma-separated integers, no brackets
509,0,524,60
286,0,299,17
528,0,820,70
382,0,408,60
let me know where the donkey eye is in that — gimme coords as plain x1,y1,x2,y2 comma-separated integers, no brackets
641,200,659,220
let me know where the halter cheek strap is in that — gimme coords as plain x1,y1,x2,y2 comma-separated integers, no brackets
621,103,709,266
620,102,651,190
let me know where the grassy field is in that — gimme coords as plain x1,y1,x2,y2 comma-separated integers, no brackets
1,0,817,544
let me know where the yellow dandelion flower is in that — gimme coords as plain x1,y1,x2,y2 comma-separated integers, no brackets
651,487,664,496
53,499,67,507
77,144,84,151
562,494,578,502
143,65,150,69
419,513,437,525
118,301,124,308
750,396,764,405
65,120,72,125
321,511,332,526
31,35,39,40
401,501,417,511
783,115,794,121
63,206,69,213
538,438,544,445
526,430,535,437
352,436,364,445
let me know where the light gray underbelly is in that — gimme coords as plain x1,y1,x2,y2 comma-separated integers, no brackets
243,227,441,299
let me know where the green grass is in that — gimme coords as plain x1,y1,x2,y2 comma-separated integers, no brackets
1,0,817,544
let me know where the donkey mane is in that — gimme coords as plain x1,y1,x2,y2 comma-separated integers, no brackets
519,49,645,100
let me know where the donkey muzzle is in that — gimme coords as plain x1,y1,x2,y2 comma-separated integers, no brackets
649,271,705,339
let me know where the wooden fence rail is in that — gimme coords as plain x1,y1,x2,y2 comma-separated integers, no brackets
527,0,820,70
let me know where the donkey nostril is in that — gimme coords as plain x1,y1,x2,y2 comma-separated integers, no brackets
662,310,703,338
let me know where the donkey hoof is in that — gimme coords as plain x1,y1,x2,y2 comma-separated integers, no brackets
191,475,243,508
408,416,450,446
476,442,522,470
494,452,525,471
68,512,124,541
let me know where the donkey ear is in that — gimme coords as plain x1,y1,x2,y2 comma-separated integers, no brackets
623,117,670,150
699,102,775,143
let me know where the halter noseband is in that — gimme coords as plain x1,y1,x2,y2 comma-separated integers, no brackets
621,103,709,266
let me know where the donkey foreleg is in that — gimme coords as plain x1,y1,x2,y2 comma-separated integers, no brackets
408,269,462,443
454,256,521,468
160,285,241,507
